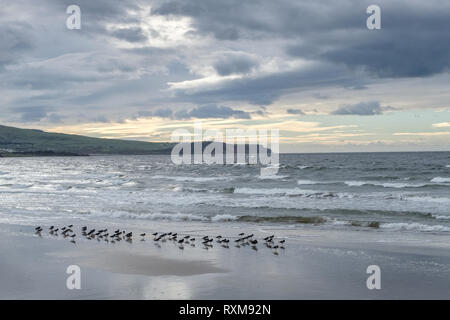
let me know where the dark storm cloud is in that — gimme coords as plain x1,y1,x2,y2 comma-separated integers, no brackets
136,105,251,119
214,54,258,76
174,104,251,120
154,0,450,78
286,109,305,115
331,101,392,116
109,27,147,43
0,23,33,70
173,62,366,105
12,106,50,122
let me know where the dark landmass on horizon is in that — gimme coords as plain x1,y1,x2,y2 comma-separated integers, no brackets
0,124,270,157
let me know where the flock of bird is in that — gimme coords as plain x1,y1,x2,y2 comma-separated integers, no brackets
34,225,286,254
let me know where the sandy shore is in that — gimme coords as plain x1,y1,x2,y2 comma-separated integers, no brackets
0,221,449,299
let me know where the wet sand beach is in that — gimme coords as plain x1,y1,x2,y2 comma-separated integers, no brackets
1,221,449,299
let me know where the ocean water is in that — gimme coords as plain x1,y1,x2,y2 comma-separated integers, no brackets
0,152,449,234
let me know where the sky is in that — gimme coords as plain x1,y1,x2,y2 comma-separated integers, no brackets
1,0,450,153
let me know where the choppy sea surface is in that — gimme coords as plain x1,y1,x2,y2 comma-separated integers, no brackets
1,152,450,234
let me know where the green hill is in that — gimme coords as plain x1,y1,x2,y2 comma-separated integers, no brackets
0,125,174,156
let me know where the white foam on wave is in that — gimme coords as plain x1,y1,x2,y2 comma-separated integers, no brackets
298,165,311,169
152,175,230,182
258,174,289,180
210,214,238,222
380,222,450,232
433,215,450,220
234,187,315,196
431,177,450,183
344,181,425,188
297,179,323,185
446,165,450,168
91,211,238,222
404,196,450,203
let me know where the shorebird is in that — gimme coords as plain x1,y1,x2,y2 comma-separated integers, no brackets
81,226,87,231
279,240,285,245
49,226,54,230
250,239,258,245
68,225,73,228
152,232,158,236
125,232,132,238
238,233,245,236
178,239,184,244
184,235,190,239
140,233,146,237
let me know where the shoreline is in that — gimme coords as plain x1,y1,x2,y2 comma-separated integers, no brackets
1,221,449,299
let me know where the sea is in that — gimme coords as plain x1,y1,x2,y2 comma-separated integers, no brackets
0,152,449,235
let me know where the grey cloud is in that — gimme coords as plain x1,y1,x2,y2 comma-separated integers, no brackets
0,24,33,70
173,62,367,105
214,54,258,76
286,109,305,115
285,2,450,78
12,106,50,122
109,27,147,43
331,101,390,116
154,0,450,78
174,104,251,119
